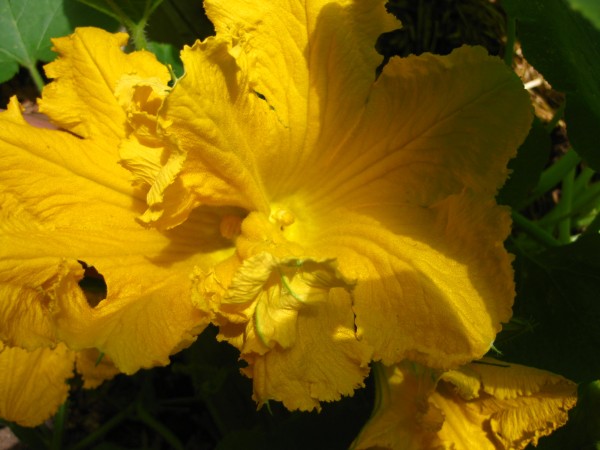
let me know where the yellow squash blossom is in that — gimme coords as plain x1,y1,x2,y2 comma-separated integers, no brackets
352,359,577,450
0,29,232,425
122,0,532,410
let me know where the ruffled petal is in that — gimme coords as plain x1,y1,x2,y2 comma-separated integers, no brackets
435,358,578,449
125,0,395,227
0,343,74,427
118,4,530,373
0,98,231,373
352,359,577,450
196,212,371,410
279,46,531,368
245,284,372,411
297,190,515,368
134,35,275,228
306,46,532,206
39,27,170,145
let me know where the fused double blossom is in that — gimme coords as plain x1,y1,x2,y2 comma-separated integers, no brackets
0,0,576,445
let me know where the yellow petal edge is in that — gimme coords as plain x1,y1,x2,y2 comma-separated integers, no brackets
352,359,578,450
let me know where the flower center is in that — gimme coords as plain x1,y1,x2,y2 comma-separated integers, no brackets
220,215,243,240
269,207,295,230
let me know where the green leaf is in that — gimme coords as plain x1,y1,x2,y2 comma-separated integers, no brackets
497,118,551,208
146,41,183,77
503,0,600,170
75,0,163,24
0,0,119,90
63,1,120,31
0,0,69,85
504,234,600,382
566,0,600,30
74,0,165,50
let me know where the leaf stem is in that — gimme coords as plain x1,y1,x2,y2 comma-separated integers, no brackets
136,403,184,450
27,64,45,93
50,402,67,450
129,19,149,50
583,211,600,235
349,362,387,450
538,179,600,227
512,211,561,247
557,168,575,243
527,148,581,203
68,406,132,450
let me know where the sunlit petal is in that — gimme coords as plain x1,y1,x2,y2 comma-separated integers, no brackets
39,27,170,144
75,349,120,389
435,359,578,449
195,212,371,410
1,82,230,374
0,343,74,427
128,0,395,227
353,359,577,450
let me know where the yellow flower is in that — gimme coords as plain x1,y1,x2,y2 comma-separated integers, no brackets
352,359,577,450
0,28,232,425
122,0,532,410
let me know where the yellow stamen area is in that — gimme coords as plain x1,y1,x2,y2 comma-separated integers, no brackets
269,207,295,228
220,215,243,240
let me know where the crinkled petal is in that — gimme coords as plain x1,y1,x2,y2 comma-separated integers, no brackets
434,358,578,449
119,4,530,372
0,342,74,427
281,46,531,368
197,213,372,410
245,285,372,411
39,27,170,144
306,46,532,206
139,36,275,228
126,0,395,227
115,75,171,145
299,190,515,368
353,359,577,450
0,99,231,373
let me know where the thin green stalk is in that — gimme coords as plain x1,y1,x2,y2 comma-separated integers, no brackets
527,149,581,204
75,0,121,22
103,0,149,50
146,0,165,18
504,17,516,67
104,0,134,28
539,181,600,227
198,396,229,437
349,362,387,450
583,211,600,235
68,406,132,450
50,402,67,450
557,168,575,243
573,166,596,194
129,19,149,50
136,403,184,450
512,211,561,247
27,64,45,93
